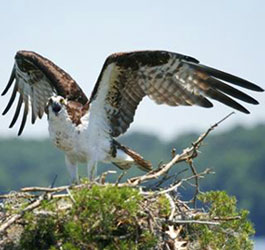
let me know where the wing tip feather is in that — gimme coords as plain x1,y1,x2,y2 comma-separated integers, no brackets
2,66,16,96
254,86,264,92
2,106,9,116
186,61,264,93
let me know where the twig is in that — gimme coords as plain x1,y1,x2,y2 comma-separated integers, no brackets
165,219,220,226
21,186,70,193
20,183,87,193
0,195,46,233
0,113,234,240
0,193,37,199
156,180,182,195
171,148,176,159
52,194,69,199
147,167,188,190
0,178,74,233
124,113,233,187
187,159,199,207
99,170,117,184
143,168,212,199
66,188,76,204
191,112,234,148
115,171,127,185
147,172,171,190
212,216,241,221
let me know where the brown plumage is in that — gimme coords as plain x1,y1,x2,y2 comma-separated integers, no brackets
2,51,89,135
111,140,152,172
90,50,263,137
1,50,264,181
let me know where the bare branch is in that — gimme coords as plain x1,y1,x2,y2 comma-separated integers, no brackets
0,112,236,245
98,170,117,184
66,188,76,204
165,219,220,226
187,159,199,207
212,216,241,221
115,171,127,185
0,196,44,233
124,112,233,187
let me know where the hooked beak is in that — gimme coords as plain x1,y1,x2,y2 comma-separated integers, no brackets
52,102,62,115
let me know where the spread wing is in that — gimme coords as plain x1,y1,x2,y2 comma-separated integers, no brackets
2,50,88,135
89,50,263,137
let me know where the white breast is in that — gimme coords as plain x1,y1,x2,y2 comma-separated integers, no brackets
47,106,112,164
47,107,86,161
48,109,76,149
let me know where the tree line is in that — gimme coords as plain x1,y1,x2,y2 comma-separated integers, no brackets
0,124,265,236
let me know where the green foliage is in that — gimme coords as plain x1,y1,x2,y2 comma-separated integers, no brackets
1,124,265,235
21,215,57,249
156,194,171,218
188,191,255,249
1,187,255,249
18,185,157,250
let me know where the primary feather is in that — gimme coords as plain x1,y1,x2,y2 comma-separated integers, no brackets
2,50,263,182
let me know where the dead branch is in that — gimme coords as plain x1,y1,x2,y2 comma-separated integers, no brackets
165,219,220,226
0,113,236,247
98,170,117,184
153,168,212,197
18,112,232,195
0,195,44,233
66,188,76,204
187,159,199,207
115,171,127,185
0,193,37,199
125,112,234,187
20,186,70,193
212,216,241,221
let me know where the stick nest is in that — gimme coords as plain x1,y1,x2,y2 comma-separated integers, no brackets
0,113,255,249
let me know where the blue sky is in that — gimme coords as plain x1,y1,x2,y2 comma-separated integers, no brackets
0,1,264,139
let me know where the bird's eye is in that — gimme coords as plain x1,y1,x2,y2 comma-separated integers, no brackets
60,99,65,104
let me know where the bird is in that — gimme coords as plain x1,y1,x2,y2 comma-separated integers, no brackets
2,50,263,183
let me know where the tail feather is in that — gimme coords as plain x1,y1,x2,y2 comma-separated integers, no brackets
111,140,152,172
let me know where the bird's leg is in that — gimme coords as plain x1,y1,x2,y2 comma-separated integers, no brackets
65,156,79,184
87,161,98,181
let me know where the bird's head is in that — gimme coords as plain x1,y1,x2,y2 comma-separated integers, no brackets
45,96,68,118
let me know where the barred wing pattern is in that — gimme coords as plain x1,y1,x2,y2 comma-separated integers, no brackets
90,50,263,137
2,51,88,135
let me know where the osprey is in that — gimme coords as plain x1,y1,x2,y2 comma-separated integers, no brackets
2,50,263,183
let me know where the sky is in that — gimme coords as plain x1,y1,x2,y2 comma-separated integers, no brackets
0,0,264,140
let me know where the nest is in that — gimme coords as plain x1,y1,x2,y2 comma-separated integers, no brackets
0,113,249,249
